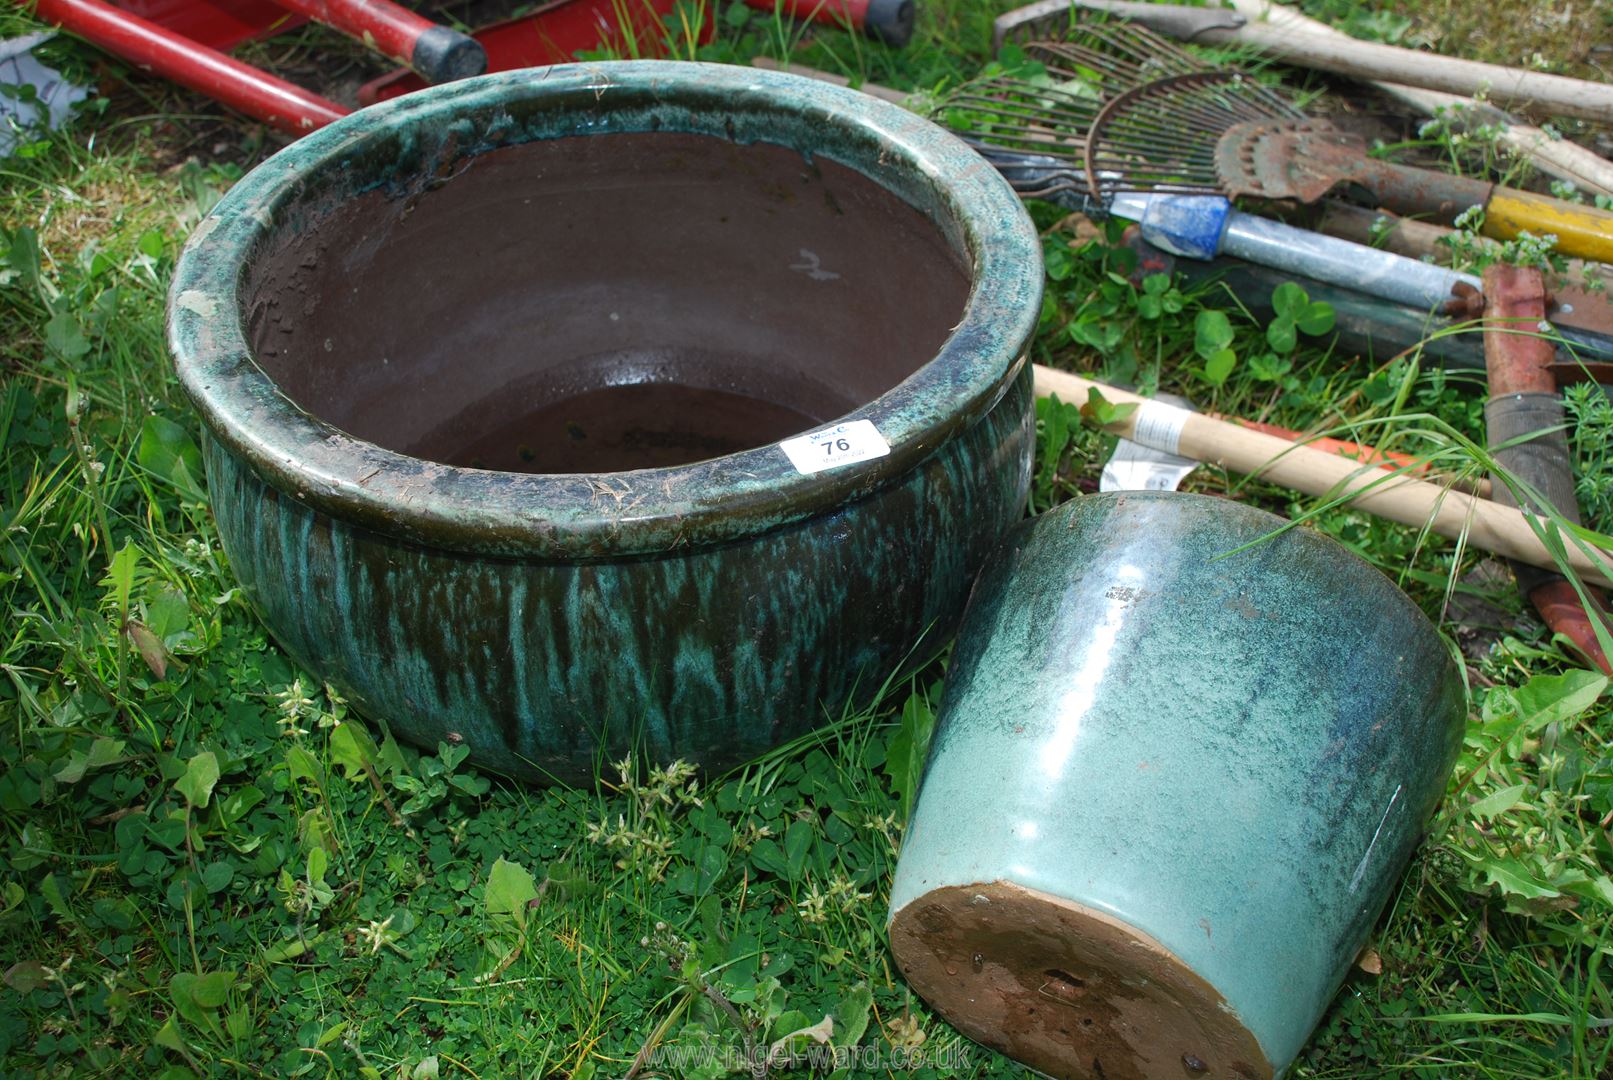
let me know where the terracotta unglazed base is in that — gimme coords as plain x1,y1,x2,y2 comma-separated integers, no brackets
889,882,1273,1080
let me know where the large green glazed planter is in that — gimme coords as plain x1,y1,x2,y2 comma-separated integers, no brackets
888,493,1465,1080
166,61,1042,784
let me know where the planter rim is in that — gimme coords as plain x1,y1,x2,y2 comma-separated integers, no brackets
166,61,1042,558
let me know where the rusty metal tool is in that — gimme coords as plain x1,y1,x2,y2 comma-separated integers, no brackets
1216,0,1613,198
929,27,1487,312
1483,265,1612,672
1211,119,1613,264
930,20,1195,204
778,55,1613,360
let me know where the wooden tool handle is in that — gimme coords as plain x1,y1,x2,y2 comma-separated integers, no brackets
1361,159,1613,263
1218,416,1427,474
1032,364,1613,588
1223,0,1613,195
1217,22,1613,124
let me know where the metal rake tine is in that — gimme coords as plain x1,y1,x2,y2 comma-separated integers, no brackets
1025,13,1306,125
1021,42,1139,93
947,75,1106,129
1081,71,1305,195
1026,41,1185,98
946,98,1099,147
1047,20,1210,77
940,18,1301,205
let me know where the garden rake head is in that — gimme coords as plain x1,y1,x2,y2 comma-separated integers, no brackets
950,8,1365,209
1079,69,1304,202
936,19,1218,207
936,17,1302,210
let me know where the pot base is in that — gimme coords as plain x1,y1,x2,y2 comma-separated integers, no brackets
889,881,1272,1080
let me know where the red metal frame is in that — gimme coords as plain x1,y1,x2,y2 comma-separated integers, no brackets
111,0,306,51
33,0,888,135
274,0,430,66
34,0,348,132
271,0,486,82
359,0,694,104
359,0,896,105
767,0,869,34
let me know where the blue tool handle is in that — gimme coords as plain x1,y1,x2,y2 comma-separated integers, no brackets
1110,192,1480,312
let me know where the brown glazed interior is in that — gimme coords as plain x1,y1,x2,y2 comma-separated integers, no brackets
242,131,971,474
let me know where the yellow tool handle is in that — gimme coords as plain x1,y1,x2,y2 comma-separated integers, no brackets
1485,190,1613,264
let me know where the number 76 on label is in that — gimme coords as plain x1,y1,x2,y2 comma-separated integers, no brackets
779,420,892,475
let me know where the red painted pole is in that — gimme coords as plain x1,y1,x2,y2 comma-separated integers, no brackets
32,0,349,134
743,0,915,46
1483,264,1612,674
265,0,485,84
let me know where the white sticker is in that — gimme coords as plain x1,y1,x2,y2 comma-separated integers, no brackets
1100,440,1199,493
1130,399,1190,456
780,419,891,475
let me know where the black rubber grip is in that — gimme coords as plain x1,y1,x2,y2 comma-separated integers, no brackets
864,0,915,46
411,24,487,84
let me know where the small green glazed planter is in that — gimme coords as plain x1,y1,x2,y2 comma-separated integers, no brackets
166,61,1042,784
888,492,1466,1080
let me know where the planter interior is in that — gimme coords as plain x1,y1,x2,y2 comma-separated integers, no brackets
243,131,971,473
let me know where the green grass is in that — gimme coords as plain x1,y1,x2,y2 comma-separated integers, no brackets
3,1,1613,1077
